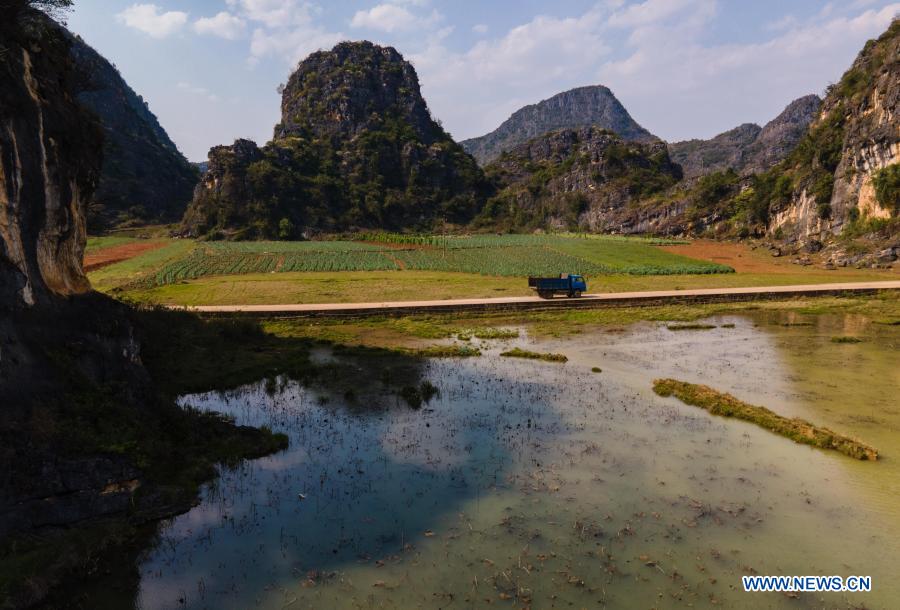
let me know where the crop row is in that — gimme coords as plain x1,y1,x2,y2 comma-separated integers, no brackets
140,237,732,286
145,249,398,285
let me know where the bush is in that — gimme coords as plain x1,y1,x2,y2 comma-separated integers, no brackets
277,217,294,239
811,172,835,206
873,163,900,214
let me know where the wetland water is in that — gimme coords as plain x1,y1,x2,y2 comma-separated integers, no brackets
135,312,899,609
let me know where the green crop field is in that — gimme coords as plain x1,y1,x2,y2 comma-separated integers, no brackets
129,235,732,289
85,236,140,252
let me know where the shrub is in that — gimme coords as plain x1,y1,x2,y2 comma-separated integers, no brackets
872,163,900,214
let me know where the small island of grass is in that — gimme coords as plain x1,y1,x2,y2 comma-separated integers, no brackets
652,379,878,461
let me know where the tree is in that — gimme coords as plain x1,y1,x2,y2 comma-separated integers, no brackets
1,1,74,21
277,217,294,240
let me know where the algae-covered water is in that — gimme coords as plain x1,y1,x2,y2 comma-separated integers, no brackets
131,312,899,609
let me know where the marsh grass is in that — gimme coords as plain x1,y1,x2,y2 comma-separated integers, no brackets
500,348,568,363
652,379,878,461
457,327,520,341
409,344,482,358
666,323,717,331
831,336,864,343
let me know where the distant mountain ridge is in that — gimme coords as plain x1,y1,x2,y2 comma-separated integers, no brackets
476,126,681,231
461,86,658,165
68,33,198,229
668,95,821,179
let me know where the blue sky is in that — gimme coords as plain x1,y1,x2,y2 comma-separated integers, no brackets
67,1,899,161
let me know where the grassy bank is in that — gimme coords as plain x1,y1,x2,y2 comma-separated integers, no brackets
500,348,568,362
99,268,897,306
239,291,900,347
652,379,878,460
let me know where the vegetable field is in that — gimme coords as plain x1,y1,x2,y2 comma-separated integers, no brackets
135,235,733,288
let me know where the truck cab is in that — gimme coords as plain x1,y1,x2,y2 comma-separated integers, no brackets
568,274,587,294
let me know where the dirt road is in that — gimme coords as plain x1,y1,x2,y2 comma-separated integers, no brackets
176,280,900,317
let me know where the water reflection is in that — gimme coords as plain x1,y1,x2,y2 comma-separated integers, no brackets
129,313,899,609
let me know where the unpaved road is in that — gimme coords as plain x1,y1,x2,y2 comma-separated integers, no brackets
177,280,900,317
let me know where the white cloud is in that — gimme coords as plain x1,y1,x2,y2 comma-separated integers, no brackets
116,4,188,38
595,3,900,141
404,0,900,144
249,27,344,66
219,0,342,65
409,7,612,138
607,0,709,28
472,23,488,34
350,4,441,33
225,0,319,29
194,12,246,40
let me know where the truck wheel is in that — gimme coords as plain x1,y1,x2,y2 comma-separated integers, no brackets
574,291,582,298
538,291,551,299
567,291,574,298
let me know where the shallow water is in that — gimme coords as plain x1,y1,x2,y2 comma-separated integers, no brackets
131,312,899,609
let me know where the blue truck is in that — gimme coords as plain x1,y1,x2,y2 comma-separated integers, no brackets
528,274,587,299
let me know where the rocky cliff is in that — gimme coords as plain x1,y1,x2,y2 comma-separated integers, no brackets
68,33,198,230
477,126,681,231
461,86,658,165
1,7,283,606
768,20,899,244
0,6,100,309
669,95,821,179
183,41,488,238
0,4,146,584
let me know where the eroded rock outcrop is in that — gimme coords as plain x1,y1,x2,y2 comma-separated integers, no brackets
461,85,658,165
1,15,100,308
479,126,681,231
182,41,488,238
668,95,821,180
1,9,284,606
770,20,899,243
0,2,147,571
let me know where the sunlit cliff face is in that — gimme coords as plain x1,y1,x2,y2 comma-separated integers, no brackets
1,13,101,307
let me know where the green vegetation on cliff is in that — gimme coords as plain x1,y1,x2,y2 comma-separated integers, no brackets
873,163,900,213
182,42,489,239
476,127,682,231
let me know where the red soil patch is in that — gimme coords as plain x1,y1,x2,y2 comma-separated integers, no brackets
658,240,789,274
84,240,168,272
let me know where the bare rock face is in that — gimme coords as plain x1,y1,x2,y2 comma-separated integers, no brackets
770,19,899,243
749,95,823,173
1,11,101,309
480,126,681,231
462,86,658,165
668,95,821,179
